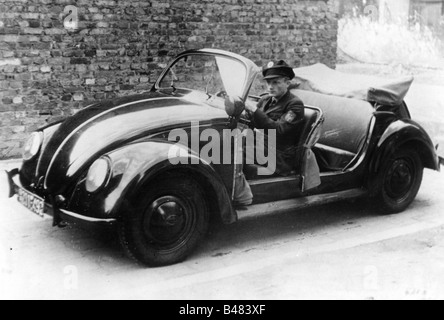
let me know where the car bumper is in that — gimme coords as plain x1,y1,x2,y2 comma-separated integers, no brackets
5,169,117,227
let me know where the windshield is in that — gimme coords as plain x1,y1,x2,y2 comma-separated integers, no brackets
157,54,248,98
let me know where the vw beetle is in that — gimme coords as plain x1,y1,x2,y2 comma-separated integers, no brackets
6,49,442,266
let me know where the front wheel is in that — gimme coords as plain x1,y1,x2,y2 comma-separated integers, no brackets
372,148,424,214
118,174,209,267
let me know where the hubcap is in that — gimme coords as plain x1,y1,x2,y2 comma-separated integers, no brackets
385,158,414,200
143,196,193,248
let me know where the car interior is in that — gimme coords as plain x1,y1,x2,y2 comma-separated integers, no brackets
243,88,375,181
294,89,375,173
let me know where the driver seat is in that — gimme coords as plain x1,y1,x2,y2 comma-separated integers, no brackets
244,107,322,181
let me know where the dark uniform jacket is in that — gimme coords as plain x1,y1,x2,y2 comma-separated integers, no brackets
249,90,305,174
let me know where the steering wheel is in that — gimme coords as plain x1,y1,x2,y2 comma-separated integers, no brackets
215,90,228,98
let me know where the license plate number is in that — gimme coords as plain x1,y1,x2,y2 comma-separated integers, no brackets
17,187,45,218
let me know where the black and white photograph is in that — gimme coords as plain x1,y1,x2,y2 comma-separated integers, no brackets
1,0,444,302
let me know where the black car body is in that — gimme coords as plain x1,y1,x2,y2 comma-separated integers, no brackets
6,49,442,266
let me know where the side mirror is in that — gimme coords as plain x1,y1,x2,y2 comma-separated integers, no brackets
224,96,245,118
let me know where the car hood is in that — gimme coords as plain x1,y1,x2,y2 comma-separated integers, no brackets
39,91,227,193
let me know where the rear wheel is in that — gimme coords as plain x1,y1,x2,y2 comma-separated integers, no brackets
118,174,209,267
373,148,424,214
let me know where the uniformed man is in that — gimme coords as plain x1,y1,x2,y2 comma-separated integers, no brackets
232,60,305,207
245,60,305,175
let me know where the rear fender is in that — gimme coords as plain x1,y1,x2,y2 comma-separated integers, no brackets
370,119,440,174
104,140,235,224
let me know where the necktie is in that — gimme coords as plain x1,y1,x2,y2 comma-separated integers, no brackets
266,98,277,112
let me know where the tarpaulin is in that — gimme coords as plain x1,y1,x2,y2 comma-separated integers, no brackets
293,63,414,106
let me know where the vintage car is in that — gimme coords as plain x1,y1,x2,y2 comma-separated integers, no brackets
6,48,443,267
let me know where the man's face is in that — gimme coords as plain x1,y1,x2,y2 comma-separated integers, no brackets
265,77,290,99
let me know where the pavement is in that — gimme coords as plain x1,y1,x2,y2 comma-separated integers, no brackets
0,157,444,300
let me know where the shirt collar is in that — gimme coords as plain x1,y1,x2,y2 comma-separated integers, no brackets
272,90,290,103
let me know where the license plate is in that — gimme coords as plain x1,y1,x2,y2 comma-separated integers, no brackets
16,186,45,218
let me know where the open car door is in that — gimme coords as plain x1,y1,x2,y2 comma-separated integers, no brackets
300,107,324,192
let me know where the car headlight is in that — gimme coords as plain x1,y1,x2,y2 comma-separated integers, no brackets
86,158,111,193
23,132,43,161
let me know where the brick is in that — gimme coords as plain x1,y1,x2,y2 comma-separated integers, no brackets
23,28,44,35
96,22,109,28
70,58,90,65
9,81,23,89
44,28,66,35
0,35,20,42
14,73,32,81
28,20,41,28
20,13,40,20
40,65,51,73
23,96,37,104
120,84,134,90
11,126,26,133
39,51,51,58
94,93,105,99
13,96,23,104
1,48,10,58
0,80,9,89
63,86,84,93
140,76,149,83
61,94,72,101
96,50,106,57
75,64,88,72
73,93,84,101
84,49,97,57
1,97,13,105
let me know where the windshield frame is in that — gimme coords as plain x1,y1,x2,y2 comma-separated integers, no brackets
153,50,256,101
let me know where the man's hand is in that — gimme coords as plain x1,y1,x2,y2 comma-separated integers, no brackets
225,95,246,117
244,100,258,113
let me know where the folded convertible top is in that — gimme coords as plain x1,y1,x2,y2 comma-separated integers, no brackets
293,63,414,106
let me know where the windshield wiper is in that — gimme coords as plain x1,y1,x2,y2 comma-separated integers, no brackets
205,66,215,100
170,68,177,93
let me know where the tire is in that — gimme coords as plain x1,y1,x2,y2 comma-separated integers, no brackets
118,174,209,267
372,148,424,214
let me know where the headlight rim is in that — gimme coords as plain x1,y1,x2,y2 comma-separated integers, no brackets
85,157,111,193
23,131,43,161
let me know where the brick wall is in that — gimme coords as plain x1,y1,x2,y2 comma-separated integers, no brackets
0,0,338,159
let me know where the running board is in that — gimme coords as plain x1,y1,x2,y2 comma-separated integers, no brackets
236,188,367,221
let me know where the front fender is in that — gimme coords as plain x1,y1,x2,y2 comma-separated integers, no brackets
370,119,440,173
69,140,235,224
